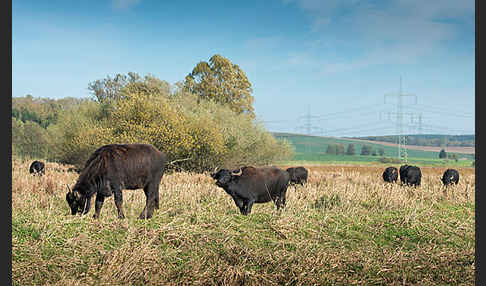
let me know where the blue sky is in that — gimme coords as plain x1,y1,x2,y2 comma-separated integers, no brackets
12,0,475,137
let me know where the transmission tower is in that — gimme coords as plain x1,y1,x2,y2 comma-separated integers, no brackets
384,76,417,163
295,105,322,153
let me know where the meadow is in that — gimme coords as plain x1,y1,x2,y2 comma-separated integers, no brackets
12,158,475,285
273,133,475,167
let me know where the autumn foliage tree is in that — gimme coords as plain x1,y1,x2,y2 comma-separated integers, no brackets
183,54,255,117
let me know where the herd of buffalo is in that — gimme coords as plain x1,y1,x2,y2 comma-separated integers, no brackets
27,143,460,219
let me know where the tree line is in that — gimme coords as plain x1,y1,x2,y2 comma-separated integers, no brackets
355,135,474,148
325,143,385,156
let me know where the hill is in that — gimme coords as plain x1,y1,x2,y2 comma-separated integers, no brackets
273,132,475,167
352,134,474,148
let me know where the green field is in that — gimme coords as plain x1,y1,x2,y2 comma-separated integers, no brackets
274,133,475,167
12,159,475,285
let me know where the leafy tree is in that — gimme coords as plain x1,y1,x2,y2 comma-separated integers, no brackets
448,153,458,162
346,144,356,155
12,118,50,159
360,145,372,155
183,54,255,117
378,147,385,156
439,149,447,159
326,144,337,155
336,143,345,155
88,73,130,104
88,72,172,105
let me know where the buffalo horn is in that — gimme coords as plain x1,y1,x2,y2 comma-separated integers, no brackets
213,166,219,174
232,168,243,176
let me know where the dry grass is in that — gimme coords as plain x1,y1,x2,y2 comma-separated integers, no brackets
12,159,475,285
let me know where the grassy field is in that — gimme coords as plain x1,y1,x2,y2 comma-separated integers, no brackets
274,133,475,167
12,158,475,285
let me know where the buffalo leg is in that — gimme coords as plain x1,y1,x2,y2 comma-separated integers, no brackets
154,186,160,210
246,199,255,214
93,194,105,219
154,174,163,210
139,184,156,219
236,199,246,215
281,189,288,208
274,195,282,210
113,189,125,219
82,195,92,215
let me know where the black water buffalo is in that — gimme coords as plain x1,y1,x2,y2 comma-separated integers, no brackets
286,166,308,186
29,160,45,176
399,164,409,184
442,168,460,186
399,164,422,186
382,166,398,183
66,143,166,219
210,166,290,215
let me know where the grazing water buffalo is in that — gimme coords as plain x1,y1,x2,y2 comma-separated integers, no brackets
286,166,308,186
399,164,422,187
29,160,45,176
382,166,398,183
399,164,409,184
210,166,290,215
442,168,460,186
66,143,166,219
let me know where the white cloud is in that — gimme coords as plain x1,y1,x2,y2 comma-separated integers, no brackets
284,0,474,75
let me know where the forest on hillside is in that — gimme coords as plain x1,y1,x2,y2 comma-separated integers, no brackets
352,134,474,147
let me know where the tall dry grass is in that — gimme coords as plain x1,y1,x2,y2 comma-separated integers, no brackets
12,158,475,285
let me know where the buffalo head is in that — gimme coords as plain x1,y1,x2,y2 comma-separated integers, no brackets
65,185,89,215
210,167,243,188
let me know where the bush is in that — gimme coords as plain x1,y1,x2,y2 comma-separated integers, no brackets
12,117,51,159
439,149,447,159
47,90,294,172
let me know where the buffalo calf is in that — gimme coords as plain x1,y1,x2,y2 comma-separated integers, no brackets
66,143,166,219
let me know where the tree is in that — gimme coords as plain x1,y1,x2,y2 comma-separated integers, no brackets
326,144,337,155
360,145,372,155
88,73,130,104
439,149,447,159
448,153,458,162
346,144,356,155
336,143,345,155
183,54,255,117
378,147,385,156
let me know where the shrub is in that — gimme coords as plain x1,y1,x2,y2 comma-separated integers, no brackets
47,90,294,172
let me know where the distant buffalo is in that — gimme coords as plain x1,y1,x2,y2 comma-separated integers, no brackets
399,164,422,187
29,160,45,176
442,168,459,186
66,143,166,219
382,166,398,183
286,166,308,186
210,166,290,215
399,164,409,184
